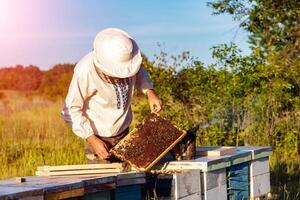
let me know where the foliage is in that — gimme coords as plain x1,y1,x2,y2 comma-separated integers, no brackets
206,1,299,198
0,64,74,100
38,64,74,100
207,0,300,63
144,46,299,198
0,65,43,91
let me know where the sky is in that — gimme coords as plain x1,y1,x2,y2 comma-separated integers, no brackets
0,0,250,70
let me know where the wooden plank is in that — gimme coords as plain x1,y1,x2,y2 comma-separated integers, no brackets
83,176,116,194
174,170,201,199
155,150,251,172
20,195,44,200
155,158,230,172
0,176,84,197
84,190,111,200
37,163,122,172
116,172,146,186
36,168,121,176
117,178,145,187
204,184,227,200
83,176,116,187
115,184,142,200
85,182,115,194
179,192,201,200
154,162,207,171
116,172,145,180
237,146,272,160
202,168,226,191
250,157,270,177
227,162,250,200
0,186,43,200
230,152,252,166
197,147,236,157
201,169,227,200
0,176,77,186
44,187,84,200
0,175,120,199
38,181,84,197
250,173,270,198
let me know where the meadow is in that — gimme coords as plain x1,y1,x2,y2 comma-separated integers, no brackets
0,91,85,178
0,90,150,178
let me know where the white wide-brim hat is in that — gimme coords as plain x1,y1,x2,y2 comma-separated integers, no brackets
93,28,142,78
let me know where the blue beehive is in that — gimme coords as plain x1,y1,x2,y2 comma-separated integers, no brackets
115,184,142,200
227,162,250,200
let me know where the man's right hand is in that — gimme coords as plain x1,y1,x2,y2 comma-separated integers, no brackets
86,135,111,160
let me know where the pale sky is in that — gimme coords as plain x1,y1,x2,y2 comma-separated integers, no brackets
0,0,250,70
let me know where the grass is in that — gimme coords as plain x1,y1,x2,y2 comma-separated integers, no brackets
0,91,299,199
0,91,85,178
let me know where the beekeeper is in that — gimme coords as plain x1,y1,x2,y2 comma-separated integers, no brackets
61,28,162,163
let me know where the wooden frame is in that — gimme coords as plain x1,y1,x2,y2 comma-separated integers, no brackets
37,163,122,171
111,117,187,171
36,163,123,176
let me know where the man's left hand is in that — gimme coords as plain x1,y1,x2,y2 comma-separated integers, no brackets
146,89,162,113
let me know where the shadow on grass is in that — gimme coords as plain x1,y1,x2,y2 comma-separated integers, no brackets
270,160,300,200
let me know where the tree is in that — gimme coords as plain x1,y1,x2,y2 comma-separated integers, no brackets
39,64,74,99
208,0,300,63
207,1,300,196
0,65,43,90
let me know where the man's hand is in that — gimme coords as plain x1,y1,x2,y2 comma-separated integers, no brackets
86,135,111,160
146,89,162,113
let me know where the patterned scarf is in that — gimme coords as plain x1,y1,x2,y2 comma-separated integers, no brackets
96,67,130,110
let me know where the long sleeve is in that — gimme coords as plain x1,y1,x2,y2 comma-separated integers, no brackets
61,70,96,139
135,66,153,94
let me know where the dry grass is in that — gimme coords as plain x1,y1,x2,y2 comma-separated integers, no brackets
0,90,150,179
0,91,85,178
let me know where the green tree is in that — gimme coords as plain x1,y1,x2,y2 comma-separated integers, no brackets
207,1,300,197
208,0,300,63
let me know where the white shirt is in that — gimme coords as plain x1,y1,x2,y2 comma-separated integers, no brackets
61,52,153,139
